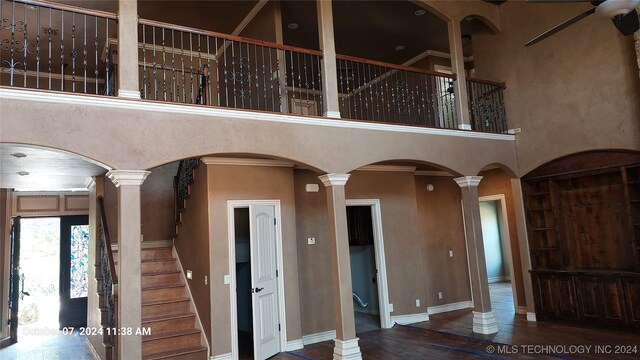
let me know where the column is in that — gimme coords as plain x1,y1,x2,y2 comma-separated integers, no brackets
318,173,361,360
317,0,341,118
510,178,537,322
447,19,471,130
118,0,141,99
454,176,498,334
107,170,150,360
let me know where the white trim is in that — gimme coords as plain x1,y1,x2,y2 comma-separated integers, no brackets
472,311,498,334
357,165,417,172
333,338,362,360
86,338,100,360
210,353,232,360
454,176,483,188
345,199,392,329
414,170,454,177
527,312,537,322
427,300,473,315
479,194,520,313
458,124,473,130
390,312,430,325
200,157,293,168
286,339,304,351
106,170,150,187
319,173,351,187
227,200,287,360
302,329,336,345
517,306,527,315
117,89,141,99
0,88,516,141
173,246,211,356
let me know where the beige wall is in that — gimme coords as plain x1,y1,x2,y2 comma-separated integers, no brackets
472,1,640,175
477,168,525,307
416,176,471,306
141,162,178,241
207,164,302,355
175,163,212,344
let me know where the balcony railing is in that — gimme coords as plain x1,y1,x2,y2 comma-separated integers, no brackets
467,78,508,133
137,18,323,115
0,0,117,95
336,54,458,129
0,1,510,134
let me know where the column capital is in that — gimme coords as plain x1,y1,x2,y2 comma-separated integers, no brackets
107,170,150,187
319,173,350,187
454,176,483,188
86,177,97,190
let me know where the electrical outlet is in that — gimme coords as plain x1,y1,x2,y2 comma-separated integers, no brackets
448,250,454,257
186,270,193,280
416,299,420,307
204,275,208,285
307,237,316,245
438,292,443,300
389,303,394,312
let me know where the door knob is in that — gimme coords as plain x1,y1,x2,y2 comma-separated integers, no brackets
254,287,264,293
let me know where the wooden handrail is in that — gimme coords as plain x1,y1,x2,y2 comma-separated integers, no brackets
98,196,118,285
467,77,506,89
336,53,457,79
138,18,324,57
17,0,118,19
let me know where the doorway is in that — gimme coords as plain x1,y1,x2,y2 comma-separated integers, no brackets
228,201,286,360
478,195,518,315
7,216,89,338
345,199,391,334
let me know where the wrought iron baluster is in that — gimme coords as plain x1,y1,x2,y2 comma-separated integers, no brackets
215,37,221,106
71,12,76,92
231,40,236,108
277,49,284,112
254,43,260,110
206,35,211,106
261,45,267,111
223,39,229,107
60,9,64,91
104,18,110,96
303,52,309,110
152,26,158,100
22,0,27,87
37,6,42,89
161,27,166,101
289,50,295,114
180,30,186,103
93,15,96,94
82,14,86,93
317,55,323,116
269,47,275,111
171,28,176,102
189,32,194,103
142,25,147,99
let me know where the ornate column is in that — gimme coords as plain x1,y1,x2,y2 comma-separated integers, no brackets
107,170,150,360
510,178,537,322
117,0,141,99
318,173,361,360
447,18,471,130
455,176,498,334
317,0,341,118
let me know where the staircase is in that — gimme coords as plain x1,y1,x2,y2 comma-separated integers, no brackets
141,246,207,360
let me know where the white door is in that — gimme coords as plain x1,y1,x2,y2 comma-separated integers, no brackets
250,204,280,360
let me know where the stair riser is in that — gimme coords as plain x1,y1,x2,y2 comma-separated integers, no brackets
142,287,185,302
142,260,178,273
142,301,190,318
142,248,173,261
143,333,201,355
144,316,195,335
142,273,182,287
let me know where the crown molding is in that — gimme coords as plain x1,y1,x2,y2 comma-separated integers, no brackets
358,165,417,172
106,170,150,187
200,157,294,167
319,173,351,187
415,170,454,177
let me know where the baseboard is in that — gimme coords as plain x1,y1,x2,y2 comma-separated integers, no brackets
86,338,100,360
427,301,473,315
302,329,336,345
286,338,304,351
390,312,429,325
210,353,232,360
517,306,527,315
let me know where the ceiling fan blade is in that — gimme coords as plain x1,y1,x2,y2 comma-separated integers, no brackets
611,9,639,36
525,7,596,46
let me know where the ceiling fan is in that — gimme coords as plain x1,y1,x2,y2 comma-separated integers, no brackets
525,0,640,46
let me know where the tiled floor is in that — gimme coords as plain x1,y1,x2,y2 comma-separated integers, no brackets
0,327,94,360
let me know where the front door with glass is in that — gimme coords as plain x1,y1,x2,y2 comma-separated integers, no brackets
59,216,89,328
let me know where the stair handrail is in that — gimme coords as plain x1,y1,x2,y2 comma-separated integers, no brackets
99,196,118,285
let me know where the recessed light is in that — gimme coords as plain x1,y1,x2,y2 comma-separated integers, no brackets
11,152,27,158
395,45,405,51
17,171,30,176
287,23,299,30
414,9,426,16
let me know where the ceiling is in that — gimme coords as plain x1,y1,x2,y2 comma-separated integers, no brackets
0,144,107,190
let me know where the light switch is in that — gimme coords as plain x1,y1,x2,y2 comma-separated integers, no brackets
186,270,193,280
307,237,316,245
223,275,231,284
204,275,208,285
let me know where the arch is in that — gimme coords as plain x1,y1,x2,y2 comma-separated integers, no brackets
0,142,113,170
523,149,640,179
461,14,501,34
419,0,502,32
347,159,464,177
476,162,518,179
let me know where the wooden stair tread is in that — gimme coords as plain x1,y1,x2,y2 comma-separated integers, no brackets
143,328,200,341
143,312,194,323
142,258,176,263
142,283,184,291
142,270,181,276
143,297,190,306
142,345,207,360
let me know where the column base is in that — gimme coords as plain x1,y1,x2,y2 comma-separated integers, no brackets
526,312,537,322
472,311,498,334
324,110,341,118
333,338,362,360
